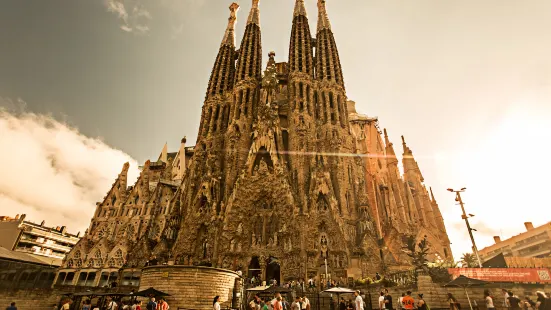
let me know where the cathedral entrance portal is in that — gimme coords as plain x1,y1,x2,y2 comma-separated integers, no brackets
266,256,281,286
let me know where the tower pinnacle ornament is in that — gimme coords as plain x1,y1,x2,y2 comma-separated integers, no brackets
221,3,240,47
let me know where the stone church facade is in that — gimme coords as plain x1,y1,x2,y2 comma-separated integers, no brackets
55,0,451,288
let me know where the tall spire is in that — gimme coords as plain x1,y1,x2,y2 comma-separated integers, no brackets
235,0,262,83
204,3,239,100
315,0,344,86
289,0,314,77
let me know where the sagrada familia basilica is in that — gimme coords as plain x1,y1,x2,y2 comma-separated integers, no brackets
56,0,452,287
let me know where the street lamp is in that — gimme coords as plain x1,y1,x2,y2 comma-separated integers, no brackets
447,187,483,268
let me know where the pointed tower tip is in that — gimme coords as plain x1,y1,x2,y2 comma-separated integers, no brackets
247,0,260,25
401,135,406,145
294,0,307,17
384,128,391,146
317,0,331,31
430,187,437,203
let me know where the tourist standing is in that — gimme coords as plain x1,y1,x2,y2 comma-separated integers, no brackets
135,301,142,310
402,292,414,310
507,291,521,309
156,298,169,310
536,292,550,310
82,300,91,310
302,295,310,310
485,290,495,310
447,293,459,310
6,302,17,310
274,297,283,310
60,299,73,310
291,297,301,310
503,289,511,309
106,298,118,310
384,290,393,310
417,294,427,310
213,296,221,310
354,290,364,310
397,294,404,310
378,292,385,310
339,298,347,310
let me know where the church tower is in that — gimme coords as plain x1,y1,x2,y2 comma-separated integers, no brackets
287,0,315,212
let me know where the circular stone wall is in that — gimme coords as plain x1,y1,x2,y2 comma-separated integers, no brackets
140,266,242,310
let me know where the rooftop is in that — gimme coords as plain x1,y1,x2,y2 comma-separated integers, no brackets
0,246,62,266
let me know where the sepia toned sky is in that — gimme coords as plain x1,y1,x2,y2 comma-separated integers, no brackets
1,0,551,260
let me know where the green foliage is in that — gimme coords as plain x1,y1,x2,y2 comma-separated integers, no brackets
403,235,430,270
461,253,477,268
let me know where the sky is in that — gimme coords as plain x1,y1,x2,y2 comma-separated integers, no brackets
0,0,551,260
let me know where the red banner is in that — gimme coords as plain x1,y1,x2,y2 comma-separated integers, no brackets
448,268,551,283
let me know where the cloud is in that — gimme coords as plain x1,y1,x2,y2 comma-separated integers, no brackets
0,98,140,234
105,0,152,35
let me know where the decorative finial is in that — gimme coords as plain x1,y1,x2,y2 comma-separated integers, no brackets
401,135,406,145
181,136,187,144
222,3,240,47
269,51,276,58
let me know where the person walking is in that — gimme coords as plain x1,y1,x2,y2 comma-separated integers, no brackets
354,291,364,310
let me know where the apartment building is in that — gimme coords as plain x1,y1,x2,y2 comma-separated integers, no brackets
479,222,551,262
0,214,80,266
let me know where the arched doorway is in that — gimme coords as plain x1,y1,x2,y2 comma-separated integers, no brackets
266,256,281,286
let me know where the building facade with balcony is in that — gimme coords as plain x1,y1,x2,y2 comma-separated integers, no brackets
479,222,551,262
0,214,81,266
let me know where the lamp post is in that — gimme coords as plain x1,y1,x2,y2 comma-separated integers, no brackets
447,187,483,268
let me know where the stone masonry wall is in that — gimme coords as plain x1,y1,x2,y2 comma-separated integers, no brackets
140,266,241,310
0,289,59,310
365,272,551,310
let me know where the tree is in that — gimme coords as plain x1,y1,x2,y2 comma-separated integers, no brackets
403,235,430,270
461,253,477,268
